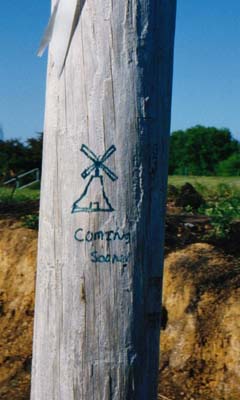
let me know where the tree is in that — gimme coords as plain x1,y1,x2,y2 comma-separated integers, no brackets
217,153,240,176
169,125,239,176
0,139,27,180
0,133,43,182
25,132,43,171
31,1,177,399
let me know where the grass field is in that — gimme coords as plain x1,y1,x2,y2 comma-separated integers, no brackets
168,175,240,188
168,175,240,200
0,187,40,202
0,176,239,203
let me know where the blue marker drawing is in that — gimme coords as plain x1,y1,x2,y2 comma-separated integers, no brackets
72,144,118,213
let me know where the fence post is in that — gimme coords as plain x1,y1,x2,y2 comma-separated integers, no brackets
31,1,176,398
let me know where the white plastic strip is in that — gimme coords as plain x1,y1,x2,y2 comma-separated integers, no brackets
38,0,84,77
37,0,60,57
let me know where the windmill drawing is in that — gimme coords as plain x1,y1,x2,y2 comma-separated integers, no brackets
72,144,118,213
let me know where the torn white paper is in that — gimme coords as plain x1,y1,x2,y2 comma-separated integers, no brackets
37,0,60,57
38,0,85,77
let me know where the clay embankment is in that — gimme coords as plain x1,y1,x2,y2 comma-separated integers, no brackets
0,220,37,400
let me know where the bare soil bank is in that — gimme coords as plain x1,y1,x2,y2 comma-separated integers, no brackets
0,220,37,400
159,243,240,400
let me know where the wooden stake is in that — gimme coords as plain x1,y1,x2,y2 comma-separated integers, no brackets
31,0,176,398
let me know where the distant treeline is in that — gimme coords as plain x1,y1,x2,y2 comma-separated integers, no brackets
169,126,240,176
0,133,43,182
0,126,239,180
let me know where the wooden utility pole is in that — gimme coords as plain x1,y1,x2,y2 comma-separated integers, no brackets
31,1,176,399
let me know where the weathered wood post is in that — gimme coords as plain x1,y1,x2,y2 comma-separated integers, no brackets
31,0,176,399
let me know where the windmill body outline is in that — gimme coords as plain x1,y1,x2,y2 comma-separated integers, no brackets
72,144,118,213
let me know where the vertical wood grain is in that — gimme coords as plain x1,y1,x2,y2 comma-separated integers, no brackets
31,1,176,399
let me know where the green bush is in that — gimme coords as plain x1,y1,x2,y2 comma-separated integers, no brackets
0,133,43,179
169,126,239,176
216,153,240,176
21,214,39,230
199,198,240,239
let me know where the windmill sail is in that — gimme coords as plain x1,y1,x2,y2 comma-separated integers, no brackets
100,145,117,163
81,144,98,163
101,164,118,182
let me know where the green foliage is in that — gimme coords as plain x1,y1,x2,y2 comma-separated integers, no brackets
196,181,240,240
168,178,240,240
0,133,43,181
21,214,39,230
25,133,43,170
199,198,240,239
215,183,236,199
169,125,239,176
0,140,27,182
216,153,240,176
184,205,194,213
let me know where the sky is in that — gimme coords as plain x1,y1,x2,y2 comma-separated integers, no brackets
0,1,240,141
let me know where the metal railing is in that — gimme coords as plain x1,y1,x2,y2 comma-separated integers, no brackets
4,168,40,190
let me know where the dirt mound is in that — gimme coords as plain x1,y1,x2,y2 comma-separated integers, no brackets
0,220,37,400
159,243,240,400
175,183,205,210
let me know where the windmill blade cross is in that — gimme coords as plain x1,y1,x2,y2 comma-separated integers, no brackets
100,145,117,163
81,144,98,163
81,163,96,179
101,163,118,182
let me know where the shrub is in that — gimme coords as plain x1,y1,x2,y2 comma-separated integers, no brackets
21,214,39,230
199,198,240,239
216,153,240,176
